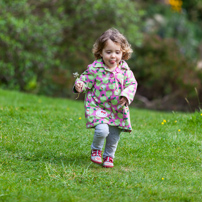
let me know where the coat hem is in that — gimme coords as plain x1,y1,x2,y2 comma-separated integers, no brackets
86,122,132,133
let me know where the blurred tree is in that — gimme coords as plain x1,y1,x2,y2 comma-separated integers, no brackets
130,34,201,111
0,0,142,97
140,3,202,60
129,0,202,111
29,0,143,96
0,0,63,91
181,0,202,22
58,0,142,68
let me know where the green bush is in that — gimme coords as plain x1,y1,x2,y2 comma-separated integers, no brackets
0,0,62,92
130,34,201,111
141,5,202,60
0,0,142,97
127,3,202,111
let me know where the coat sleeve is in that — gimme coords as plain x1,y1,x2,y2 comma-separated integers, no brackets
73,65,97,93
120,70,138,105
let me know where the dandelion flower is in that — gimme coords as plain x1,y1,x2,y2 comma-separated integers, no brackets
175,120,177,123
162,178,164,180
79,117,82,120
178,129,181,132
163,120,166,123
161,122,164,125
201,113,202,116
73,72,79,78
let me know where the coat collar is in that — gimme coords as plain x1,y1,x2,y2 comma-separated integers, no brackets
92,59,130,70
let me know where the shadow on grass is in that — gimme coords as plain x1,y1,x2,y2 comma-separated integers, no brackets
15,150,102,168
4,145,104,169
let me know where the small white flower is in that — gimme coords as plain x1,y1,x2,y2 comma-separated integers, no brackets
73,72,79,78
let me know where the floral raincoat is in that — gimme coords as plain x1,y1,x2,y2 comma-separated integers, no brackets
74,59,138,132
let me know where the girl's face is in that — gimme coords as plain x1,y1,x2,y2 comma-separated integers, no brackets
100,39,123,70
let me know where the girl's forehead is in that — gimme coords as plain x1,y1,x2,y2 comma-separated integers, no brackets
104,39,121,50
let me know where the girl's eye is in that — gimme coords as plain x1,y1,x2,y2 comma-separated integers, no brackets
116,51,120,54
106,51,111,54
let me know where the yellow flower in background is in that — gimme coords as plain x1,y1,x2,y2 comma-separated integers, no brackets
161,122,164,125
163,120,166,123
201,113,202,116
175,120,177,123
178,129,181,132
168,0,183,12
79,117,82,120
162,178,164,180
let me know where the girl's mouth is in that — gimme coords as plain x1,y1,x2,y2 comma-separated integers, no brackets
110,60,116,64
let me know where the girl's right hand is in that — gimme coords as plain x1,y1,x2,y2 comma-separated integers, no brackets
119,96,128,107
75,82,84,93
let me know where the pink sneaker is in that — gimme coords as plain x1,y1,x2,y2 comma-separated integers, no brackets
103,156,114,168
91,150,102,164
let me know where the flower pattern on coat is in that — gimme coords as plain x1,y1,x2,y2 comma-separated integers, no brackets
74,59,138,132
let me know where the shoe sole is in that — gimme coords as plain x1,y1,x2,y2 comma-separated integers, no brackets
91,159,102,164
103,162,114,168
103,165,114,168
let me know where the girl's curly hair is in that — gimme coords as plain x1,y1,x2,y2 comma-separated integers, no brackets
92,28,133,60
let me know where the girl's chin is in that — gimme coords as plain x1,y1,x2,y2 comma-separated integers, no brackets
108,64,116,69
107,62,117,68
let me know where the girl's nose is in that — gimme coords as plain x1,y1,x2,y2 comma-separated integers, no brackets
111,52,115,57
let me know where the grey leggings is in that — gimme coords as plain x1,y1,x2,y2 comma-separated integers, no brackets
91,124,121,159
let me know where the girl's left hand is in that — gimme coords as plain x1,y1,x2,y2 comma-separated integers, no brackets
75,82,84,93
119,97,128,107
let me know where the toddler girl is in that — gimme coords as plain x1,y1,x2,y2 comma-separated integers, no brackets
73,28,137,168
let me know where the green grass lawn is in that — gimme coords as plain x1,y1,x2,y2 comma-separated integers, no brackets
0,89,202,202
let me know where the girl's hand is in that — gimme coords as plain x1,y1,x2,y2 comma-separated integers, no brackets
75,82,84,93
119,96,128,107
